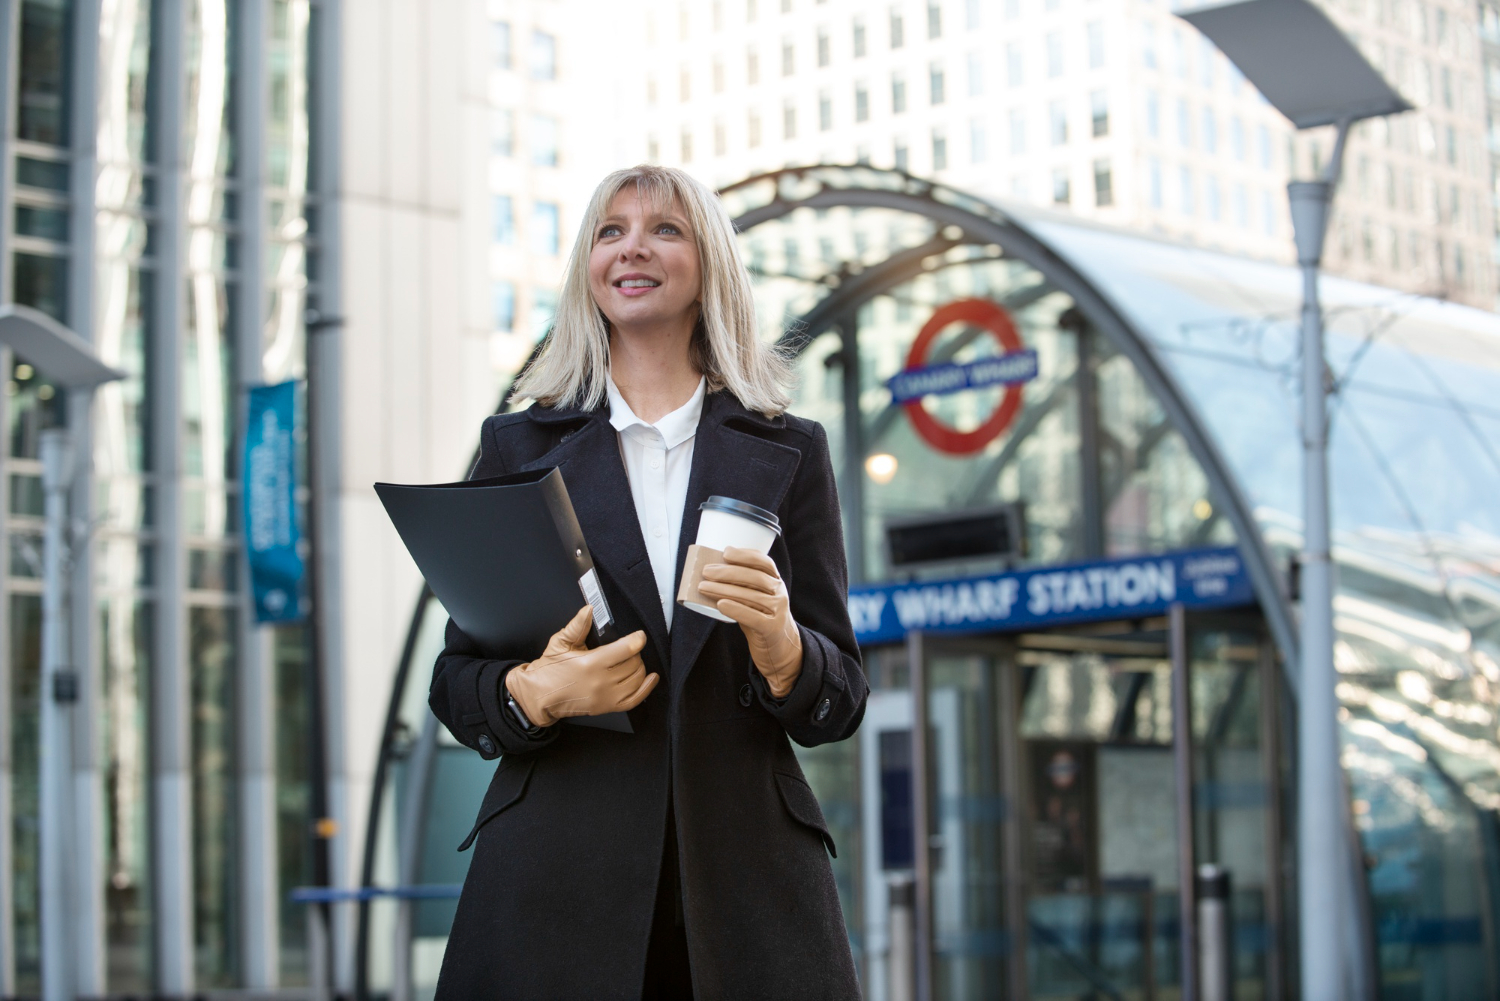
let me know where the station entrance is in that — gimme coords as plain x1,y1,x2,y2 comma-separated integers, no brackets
854,608,1285,1001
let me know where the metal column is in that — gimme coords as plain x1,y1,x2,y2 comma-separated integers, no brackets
1170,604,1199,1001
838,312,866,583
234,0,281,986
907,631,934,1001
150,0,195,990
0,0,20,989
997,650,1029,1001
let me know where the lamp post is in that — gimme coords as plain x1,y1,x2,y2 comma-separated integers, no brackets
1173,2,1410,998
0,305,125,1001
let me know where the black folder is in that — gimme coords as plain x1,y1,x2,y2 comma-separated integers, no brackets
375,467,632,733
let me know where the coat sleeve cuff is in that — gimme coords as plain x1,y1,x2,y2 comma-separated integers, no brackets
752,623,848,728
474,660,559,757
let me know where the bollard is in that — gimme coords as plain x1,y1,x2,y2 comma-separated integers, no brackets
888,874,916,1001
1196,864,1233,1001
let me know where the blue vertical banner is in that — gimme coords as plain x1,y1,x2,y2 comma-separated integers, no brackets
244,381,306,623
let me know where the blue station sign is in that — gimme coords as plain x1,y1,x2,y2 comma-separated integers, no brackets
846,546,1254,645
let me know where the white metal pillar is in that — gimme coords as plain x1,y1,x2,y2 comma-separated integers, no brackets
1289,120,1352,1001
0,0,20,989
66,1,106,992
37,429,74,1001
234,0,280,986
150,0,195,991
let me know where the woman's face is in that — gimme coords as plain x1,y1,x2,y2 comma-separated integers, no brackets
588,186,703,337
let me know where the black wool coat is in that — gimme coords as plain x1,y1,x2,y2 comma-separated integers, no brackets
429,389,869,1001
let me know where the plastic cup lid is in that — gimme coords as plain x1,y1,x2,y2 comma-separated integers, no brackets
700,495,781,535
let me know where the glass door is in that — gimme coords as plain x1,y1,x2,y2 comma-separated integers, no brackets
906,612,1285,1001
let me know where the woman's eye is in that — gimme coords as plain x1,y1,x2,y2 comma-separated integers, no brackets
599,224,622,238
658,224,681,235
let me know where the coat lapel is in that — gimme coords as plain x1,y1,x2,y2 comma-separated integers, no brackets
668,392,803,695
518,410,671,661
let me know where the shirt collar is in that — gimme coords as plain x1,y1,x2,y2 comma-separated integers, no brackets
606,375,707,450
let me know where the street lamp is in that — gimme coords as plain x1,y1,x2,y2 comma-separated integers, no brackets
0,304,124,1001
1175,1,1410,998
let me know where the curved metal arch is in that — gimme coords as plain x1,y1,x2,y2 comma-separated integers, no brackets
728,165,1298,671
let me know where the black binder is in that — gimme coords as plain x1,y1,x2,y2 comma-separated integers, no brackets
375,467,632,733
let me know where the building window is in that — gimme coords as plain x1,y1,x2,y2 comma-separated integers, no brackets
648,134,659,160
491,20,513,70
1177,98,1191,147
967,0,981,28
970,117,987,162
681,127,693,162
932,129,948,170
1009,109,1026,153
819,90,833,131
492,281,516,331
1231,116,1245,160
492,108,515,156
856,144,871,165
714,58,725,92
528,115,560,168
853,16,867,57
1007,42,1023,86
748,110,762,147
680,65,691,101
1087,21,1104,68
967,52,983,96
930,63,945,104
1142,21,1156,70
530,30,557,80
747,47,760,85
647,75,658,105
1202,107,1217,154
1005,0,1019,19
1234,183,1248,227
1094,159,1113,207
782,0,792,12
1052,168,1071,205
715,118,727,155
1046,31,1063,77
928,1,942,38
747,0,757,21
680,3,691,38
894,138,909,170
1049,99,1068,145
818,27,830,66
1090,91,1108,137
855,82,869,121
890,7,904,48
532,202,560,255
532,287,559,336
493,195,515,244
714,1,724,30
1206,174,1221,220
1257,123,1271,168
892,72,907,113
1149,157,1163,208
782,39,795,75
1262,190,1275,234
1145,91,1159,138
783,100,797,138
1180,166,1194,215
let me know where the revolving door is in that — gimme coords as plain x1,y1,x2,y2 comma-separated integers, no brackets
858,610,1287,1001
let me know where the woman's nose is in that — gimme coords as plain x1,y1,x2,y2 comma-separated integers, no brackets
618,230,651,259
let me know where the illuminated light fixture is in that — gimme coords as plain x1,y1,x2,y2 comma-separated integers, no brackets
865,452,899,484
1192,498,1213,520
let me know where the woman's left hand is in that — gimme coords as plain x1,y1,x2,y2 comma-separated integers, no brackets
698,547,804,699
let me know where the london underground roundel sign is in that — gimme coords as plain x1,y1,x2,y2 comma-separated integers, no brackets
886,298,1038,455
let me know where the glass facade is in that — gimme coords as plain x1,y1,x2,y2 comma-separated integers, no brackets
1,0,320,992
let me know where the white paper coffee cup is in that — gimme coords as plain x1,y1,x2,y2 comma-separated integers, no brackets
677,496,781,622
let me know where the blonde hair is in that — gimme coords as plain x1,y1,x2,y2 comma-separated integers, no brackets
511,164,792,416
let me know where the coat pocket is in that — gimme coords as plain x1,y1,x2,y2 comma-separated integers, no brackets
457,755,537,852
774,770,837,858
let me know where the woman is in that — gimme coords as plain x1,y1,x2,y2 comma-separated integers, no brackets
429,165,867,1001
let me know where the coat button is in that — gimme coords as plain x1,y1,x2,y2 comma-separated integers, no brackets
739,683,753,707
477,734,496,756
815,698,831,722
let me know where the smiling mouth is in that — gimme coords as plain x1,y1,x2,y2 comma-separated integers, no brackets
615,278,661,288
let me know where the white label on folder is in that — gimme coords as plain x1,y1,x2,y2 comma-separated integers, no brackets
578,568,613,630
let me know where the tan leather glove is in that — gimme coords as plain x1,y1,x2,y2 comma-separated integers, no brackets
698,547,804,699
504,605,658,727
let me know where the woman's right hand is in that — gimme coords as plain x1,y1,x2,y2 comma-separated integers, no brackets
504,605,658,727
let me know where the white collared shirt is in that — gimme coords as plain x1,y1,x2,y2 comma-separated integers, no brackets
607,376,707,631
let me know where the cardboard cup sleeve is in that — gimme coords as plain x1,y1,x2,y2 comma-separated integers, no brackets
676,544,726,611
